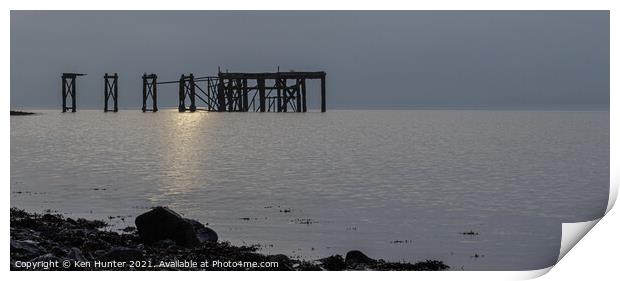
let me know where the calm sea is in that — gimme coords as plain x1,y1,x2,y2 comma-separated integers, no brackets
10,109,609,270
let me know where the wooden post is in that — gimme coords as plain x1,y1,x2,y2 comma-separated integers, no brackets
152,75,158,112
71,77,76,112
282,79,288,112
113,73,118,112
227,79,234,112
104,73,109,112
189,74,196,112
142,74,147,112
276,79,282,112
296,79,302,112
62,75,67,112
235,78,242,111
301,78,307,112
242,78,248,112
217,79,225,112
320,76,326,112
258,78,266,112
207,79,212,111
178,74,186,112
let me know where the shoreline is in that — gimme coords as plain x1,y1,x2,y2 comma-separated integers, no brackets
10,110,36,116
10,207,449,271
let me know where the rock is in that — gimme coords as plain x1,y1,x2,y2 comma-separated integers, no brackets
93,250,107,258
67,247,88,262
41,213,63,223
295,262,322,271
345,250,376,269
10,227,40,241
319,255,346,270
100,247,144,261
56,229,86,247
10,110,35,116
410,260,449,271
185,218,218,243
152,239,176,249
120,226,136,233
135,207,208,247
10,240,45,258
76,218,107,229
11,216,40,229
51,246,68,257
82,237,111,252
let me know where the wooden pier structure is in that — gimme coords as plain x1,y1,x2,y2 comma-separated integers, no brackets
61,70,327,113
218,71,326,112
154,71,327,113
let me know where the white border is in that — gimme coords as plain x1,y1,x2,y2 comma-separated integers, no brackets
3,1,617,280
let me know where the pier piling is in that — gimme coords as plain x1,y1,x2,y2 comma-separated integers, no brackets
104,73,118,112
61,73,86,112
320,76,326,113
142,73,158,112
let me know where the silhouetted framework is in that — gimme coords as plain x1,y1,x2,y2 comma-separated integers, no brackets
155,71,326,113
218,72,326,112
61,73,86,112
104,73,118,112
58,70,326,113
178,74,196,112
142,73,158,112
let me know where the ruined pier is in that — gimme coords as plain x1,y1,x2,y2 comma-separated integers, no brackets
61,70,327,113
163,71,327,113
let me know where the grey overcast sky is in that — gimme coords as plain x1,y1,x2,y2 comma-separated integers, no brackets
10,11,609,109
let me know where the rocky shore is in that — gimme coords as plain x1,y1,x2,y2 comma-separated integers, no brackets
10,110,35,116
10,207,449,271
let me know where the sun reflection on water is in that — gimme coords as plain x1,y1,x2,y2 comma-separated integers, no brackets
150,111,213,203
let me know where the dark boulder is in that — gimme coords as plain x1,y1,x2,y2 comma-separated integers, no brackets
135,207,217,247
319,254,346,270
185,218,218,243
345,250,376,269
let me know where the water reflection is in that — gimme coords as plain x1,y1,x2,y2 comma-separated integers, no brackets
152,112,213,202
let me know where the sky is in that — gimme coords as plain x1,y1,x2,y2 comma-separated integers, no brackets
10,11,609,109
